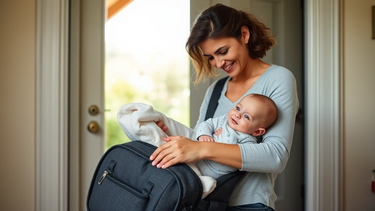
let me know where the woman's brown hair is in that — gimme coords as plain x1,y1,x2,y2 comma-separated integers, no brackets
186,4,276,84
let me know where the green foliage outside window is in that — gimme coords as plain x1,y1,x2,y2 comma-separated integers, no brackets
104,61,190,151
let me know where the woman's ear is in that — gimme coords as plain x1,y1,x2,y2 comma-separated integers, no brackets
241,26,250,44
252,128,266,137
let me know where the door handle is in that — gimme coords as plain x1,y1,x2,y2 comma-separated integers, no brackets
88,105,99,115
88,121,99,133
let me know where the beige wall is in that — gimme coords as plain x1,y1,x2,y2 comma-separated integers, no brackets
0,0,36,210
344,0,375,210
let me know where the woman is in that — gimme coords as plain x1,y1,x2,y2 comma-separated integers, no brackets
150,4,299,211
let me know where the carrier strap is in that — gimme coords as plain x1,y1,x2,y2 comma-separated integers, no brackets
204,76,229,121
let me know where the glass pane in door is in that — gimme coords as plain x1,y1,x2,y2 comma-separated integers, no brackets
105,0,190,150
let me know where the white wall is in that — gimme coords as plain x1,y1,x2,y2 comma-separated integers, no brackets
0,0,36,210
344,0,375,210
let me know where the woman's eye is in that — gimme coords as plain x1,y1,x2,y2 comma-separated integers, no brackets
220,49,228,55
207,56,214,61
236,106,240,111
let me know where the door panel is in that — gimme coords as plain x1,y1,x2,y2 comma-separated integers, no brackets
79,0,105,210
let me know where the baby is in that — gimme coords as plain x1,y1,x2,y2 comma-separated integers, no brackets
192,93,278,179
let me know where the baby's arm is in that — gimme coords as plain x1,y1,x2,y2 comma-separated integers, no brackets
198,126,222,142
195,116,223,142
198,135,215,142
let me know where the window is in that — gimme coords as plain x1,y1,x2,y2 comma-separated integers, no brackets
105,0,190,150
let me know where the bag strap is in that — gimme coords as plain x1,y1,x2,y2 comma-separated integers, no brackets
197,171,246,211
198,76,246,211
204,76,229,121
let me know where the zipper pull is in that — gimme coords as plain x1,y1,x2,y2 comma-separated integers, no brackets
98,170,108,185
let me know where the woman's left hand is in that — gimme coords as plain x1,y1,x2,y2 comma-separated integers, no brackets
149,136,203,169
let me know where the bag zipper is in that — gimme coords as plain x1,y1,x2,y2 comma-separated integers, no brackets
98,170,108,185
97,170,149,199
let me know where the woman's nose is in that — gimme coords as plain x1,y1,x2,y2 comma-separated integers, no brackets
212,57,224,68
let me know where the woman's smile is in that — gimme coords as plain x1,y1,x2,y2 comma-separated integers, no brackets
223,62,234,73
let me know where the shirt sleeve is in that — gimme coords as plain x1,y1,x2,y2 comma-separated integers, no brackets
195,115,224,139
195,120,214,140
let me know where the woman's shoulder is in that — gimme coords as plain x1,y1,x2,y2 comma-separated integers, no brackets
259,64,297,87
251,64,298,101
265,64,295,79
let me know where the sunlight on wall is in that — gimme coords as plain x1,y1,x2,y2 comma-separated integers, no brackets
105,0,190,149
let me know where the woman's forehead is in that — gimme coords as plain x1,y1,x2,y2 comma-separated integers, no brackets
198,37,236,53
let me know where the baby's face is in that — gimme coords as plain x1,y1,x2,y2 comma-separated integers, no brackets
227,96,266,135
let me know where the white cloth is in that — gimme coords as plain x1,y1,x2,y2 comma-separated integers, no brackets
117,102,216,198
117,102,195,146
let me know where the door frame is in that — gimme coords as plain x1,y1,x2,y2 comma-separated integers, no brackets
35,0,69,210
35,0,343,211
305,0,343,210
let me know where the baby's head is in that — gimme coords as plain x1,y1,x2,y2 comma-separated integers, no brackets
227,94,278,136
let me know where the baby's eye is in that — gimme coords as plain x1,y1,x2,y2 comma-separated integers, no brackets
244,114,250,120
236,106,240,111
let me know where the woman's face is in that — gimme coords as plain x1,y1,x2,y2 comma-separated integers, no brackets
198,27,250,78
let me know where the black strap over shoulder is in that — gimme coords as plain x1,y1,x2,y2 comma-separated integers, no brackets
204,76,229,121
198,76,245,211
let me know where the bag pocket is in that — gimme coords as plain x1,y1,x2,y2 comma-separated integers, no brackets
89,170,153,211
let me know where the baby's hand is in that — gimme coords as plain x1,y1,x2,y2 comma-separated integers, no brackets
198,135,215,142
215,128,223,137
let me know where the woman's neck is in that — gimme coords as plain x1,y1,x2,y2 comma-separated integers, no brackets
225,59,270,102
232,58,270,82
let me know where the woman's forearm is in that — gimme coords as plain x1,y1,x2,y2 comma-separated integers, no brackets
199,141,242,169
150,136,242,169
